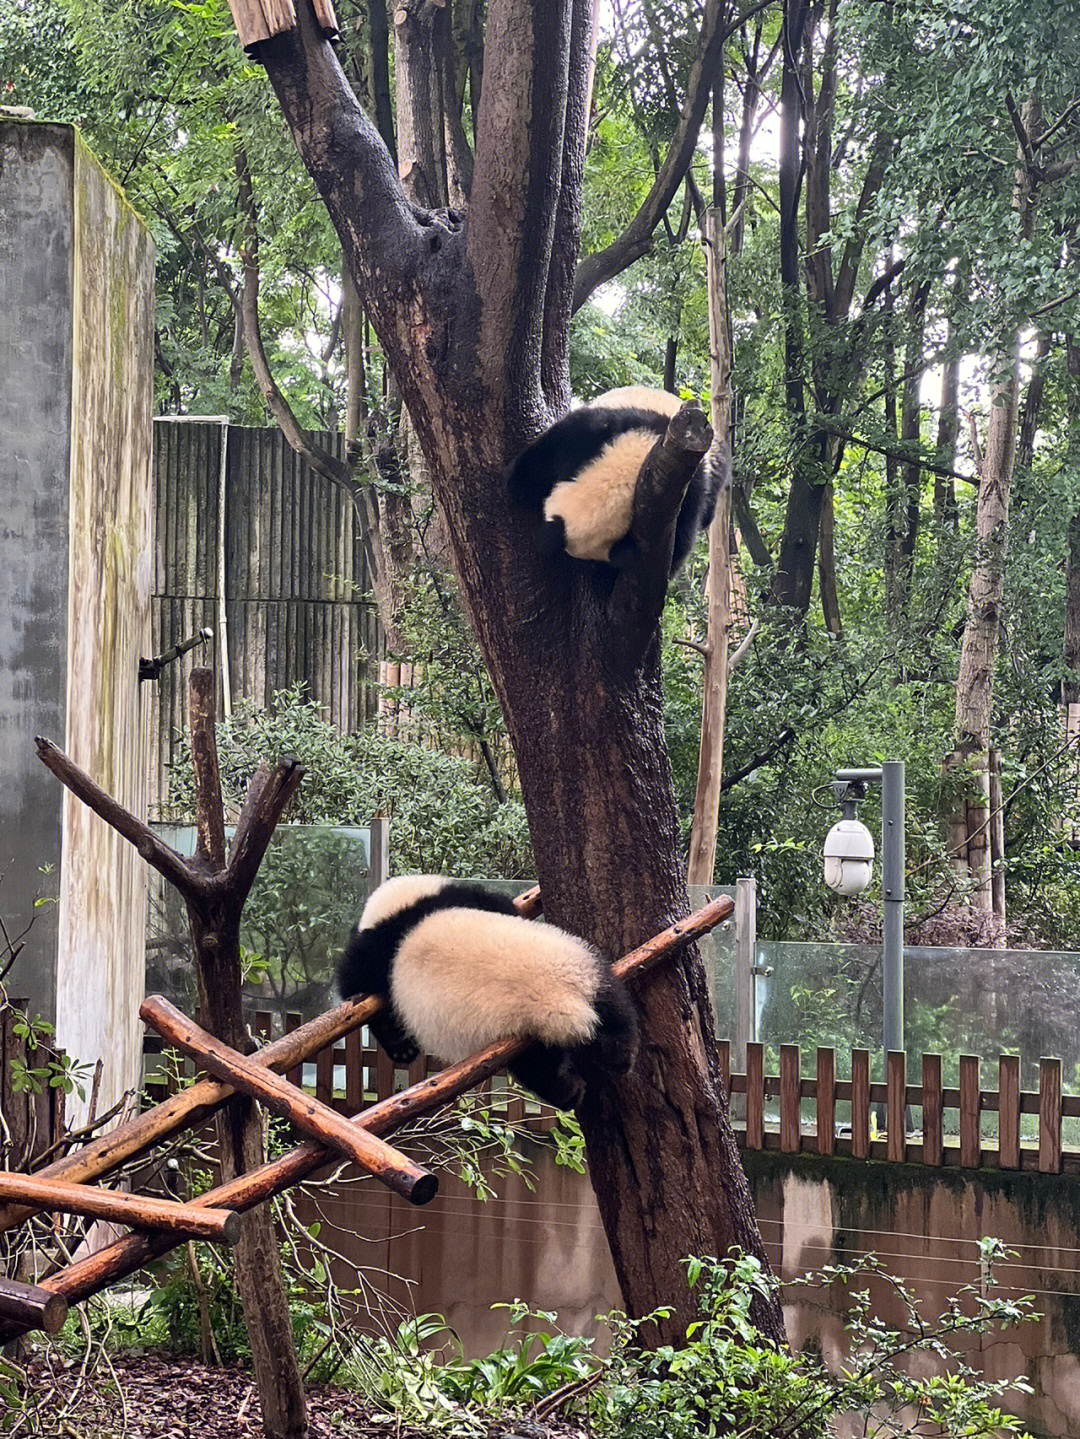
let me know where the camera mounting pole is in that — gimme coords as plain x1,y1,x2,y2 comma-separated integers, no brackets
835,762,906,1066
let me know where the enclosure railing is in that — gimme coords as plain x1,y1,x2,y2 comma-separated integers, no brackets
718,1040,1078,1174
145,1021,1080,1176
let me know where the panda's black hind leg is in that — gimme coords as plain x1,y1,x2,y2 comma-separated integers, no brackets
509,1044,586,1110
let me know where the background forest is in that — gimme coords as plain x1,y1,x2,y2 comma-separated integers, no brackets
5,0,1080,947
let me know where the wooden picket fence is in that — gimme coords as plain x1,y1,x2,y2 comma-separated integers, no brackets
143,1010,558,1130
720,1040,1079,1175
144,1022,1080,1175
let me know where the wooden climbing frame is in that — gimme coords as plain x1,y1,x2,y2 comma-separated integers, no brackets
0,835,732,1338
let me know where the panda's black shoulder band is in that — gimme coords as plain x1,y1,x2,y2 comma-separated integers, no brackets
507,405,672,508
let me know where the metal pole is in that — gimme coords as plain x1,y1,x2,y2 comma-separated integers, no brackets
734,877,756,1067
732,877,756,1121
881,761,905,1060
369,814,390,890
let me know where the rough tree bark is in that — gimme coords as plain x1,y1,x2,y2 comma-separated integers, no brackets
949,96,1040,925
185,670,308,1439
247,0,784,1344
770,0,891,616
686,206,732,887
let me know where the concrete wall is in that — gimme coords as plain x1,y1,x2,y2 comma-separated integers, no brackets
0,119,154,1117
0,122,75,1019
299,1148,1080,1438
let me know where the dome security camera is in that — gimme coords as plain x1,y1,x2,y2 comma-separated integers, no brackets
823,817,875,897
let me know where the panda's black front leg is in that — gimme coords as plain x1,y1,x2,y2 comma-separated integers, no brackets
509,1043,586,1110
368,1008,421,1066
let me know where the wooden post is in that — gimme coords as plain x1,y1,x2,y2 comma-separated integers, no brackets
851,1049,870,1159
140,997,438,1205
959,1054,981,1168
1039,1057,1062,1174
745,1042,764,1149
717,1038,730,1100
998,1053,1020,1170
369,813,390,890
886,1050,906,1163
922,1053,943,1166
0,1172,241,1243
816,1047,835,1156
779,1044,800,1153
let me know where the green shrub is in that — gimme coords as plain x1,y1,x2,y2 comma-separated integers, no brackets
165,683,533,880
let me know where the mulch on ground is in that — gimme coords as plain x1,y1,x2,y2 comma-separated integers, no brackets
22,1351,577,1439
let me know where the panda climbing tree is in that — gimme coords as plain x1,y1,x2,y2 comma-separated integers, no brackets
237,0,784,1354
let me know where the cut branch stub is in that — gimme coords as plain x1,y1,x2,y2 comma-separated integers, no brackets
224,756,306,902
610,404,713,665
0,1277,68,1336
225,0,339,50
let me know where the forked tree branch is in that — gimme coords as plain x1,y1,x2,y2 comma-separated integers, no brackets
572,0,732,312
467,0,577,399
258,0,429,350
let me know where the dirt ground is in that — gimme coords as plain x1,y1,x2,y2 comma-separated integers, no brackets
23,1351,575,1438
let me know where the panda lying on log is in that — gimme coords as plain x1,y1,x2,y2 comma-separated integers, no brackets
337,876,639,1110
507,386,725,574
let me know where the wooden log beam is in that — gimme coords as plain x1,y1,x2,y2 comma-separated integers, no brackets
0,1277,68,1336
141,998,438,1206
0,1172,241,1244
1,894,732,1330
0,885,539,1235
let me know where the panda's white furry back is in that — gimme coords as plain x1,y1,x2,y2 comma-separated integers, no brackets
337,875,639,1109
506,385,725,573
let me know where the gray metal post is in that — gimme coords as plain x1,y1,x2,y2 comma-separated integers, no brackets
881,761,905,1060
734,877,756,1066
369,814,390,890
732,877,756,1122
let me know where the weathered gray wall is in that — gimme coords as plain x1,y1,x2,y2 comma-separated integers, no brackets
0,120,154,1118
0,122,75,1019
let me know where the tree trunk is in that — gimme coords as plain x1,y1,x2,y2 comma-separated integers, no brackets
951,95,1039,921
818,481,841,635
687,207,733,886
1061,335,1080,843
253,0,785,1347
186,672,308,1439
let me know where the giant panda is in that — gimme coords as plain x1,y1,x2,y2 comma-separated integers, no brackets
337,875,639,1110
507,385,726,574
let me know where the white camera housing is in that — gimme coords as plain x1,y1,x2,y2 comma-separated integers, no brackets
823,818,875,897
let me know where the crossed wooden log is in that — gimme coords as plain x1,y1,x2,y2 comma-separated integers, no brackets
0,721,732,1340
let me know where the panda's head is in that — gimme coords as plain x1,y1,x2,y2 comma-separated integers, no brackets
357,875,451,931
